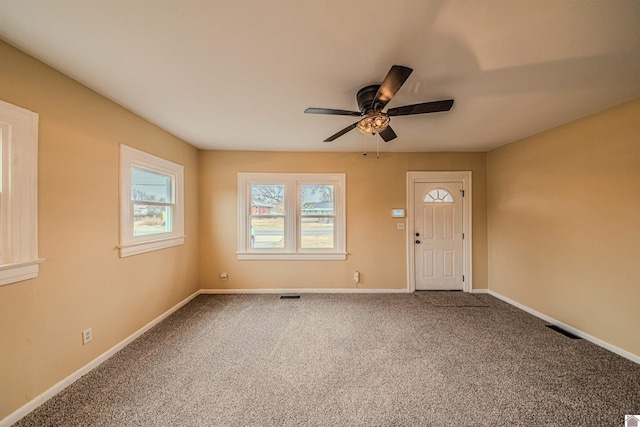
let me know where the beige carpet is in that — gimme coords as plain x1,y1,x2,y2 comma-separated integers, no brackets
14,293,640,426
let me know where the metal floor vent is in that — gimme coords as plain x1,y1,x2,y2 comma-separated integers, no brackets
280,295,301,300
546,325,581,339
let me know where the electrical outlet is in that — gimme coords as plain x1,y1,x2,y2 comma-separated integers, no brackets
220,273,228,280
82,328,93,345
354,271,360,283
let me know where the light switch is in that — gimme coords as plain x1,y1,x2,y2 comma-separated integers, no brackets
397,222,405,230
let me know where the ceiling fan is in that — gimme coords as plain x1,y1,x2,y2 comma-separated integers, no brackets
305,65,454,143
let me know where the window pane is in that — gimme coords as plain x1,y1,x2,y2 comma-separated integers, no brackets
134,204,172,235
250,216,284,248
300,184,334,215
132,168,171,202
300,217,334,249
425,188,454,203
251,184,285,215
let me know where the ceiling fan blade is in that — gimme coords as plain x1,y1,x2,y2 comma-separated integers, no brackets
323,122,358,142
387,99,454,116
378,126,397,143
305,108,362,116
372,65,413,111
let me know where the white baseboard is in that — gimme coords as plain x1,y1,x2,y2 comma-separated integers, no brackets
202,287,489,294
487,289,640,365
1,290,201,427
200,287,410,294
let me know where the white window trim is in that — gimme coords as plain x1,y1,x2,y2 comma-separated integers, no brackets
119,145,185,257
237,172,346,260
0,100,44,287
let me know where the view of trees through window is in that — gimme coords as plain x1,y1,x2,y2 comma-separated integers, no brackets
250,184,285,248
131,168,172,236
250,184,334,249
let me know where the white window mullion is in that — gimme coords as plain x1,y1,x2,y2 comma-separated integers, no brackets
295,180,302,252
285,181,295,252
244,179,251,250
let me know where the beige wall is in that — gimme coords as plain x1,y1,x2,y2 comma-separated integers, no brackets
487,98,640,357
0,41,200,419
199,151,487,291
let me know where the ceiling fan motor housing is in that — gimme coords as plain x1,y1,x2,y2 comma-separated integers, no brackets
357,85,381,113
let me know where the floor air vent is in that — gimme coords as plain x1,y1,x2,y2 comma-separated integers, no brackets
546,325,581,339
280,295,301,300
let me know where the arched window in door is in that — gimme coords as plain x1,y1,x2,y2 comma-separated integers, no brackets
424,188,454,203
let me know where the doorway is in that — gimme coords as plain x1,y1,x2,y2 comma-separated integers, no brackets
406,172,472,292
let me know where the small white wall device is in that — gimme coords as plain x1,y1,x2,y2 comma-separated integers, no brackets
392,209,405,218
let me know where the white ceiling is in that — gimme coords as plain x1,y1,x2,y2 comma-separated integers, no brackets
1,0,639,152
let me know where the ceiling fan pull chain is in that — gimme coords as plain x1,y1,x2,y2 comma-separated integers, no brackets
376,133,380,158
362,133,367,156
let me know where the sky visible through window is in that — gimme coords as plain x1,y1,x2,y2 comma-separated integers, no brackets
131,168,171,202
131,168,172,235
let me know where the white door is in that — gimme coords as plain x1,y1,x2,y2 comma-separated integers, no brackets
414,182,464,290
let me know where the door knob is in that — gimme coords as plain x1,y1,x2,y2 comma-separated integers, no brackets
415,240,421,244
415,232,420,237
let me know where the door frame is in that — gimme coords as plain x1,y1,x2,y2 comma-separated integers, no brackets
406,171,472,292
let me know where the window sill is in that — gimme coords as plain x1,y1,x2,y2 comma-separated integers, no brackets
119,235,185,257
0,259,46,287
237,252,347,261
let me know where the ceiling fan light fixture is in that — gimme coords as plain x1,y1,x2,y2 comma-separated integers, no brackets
357,112,390,135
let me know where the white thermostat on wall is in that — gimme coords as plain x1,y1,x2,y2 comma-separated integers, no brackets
392,209,405,218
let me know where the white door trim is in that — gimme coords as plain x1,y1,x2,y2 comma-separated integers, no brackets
406,171,472,292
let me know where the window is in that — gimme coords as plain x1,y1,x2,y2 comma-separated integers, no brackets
238,173,346,260
119,145,184,257
0,100,43,286
300,184,336,249
424,188,454,203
